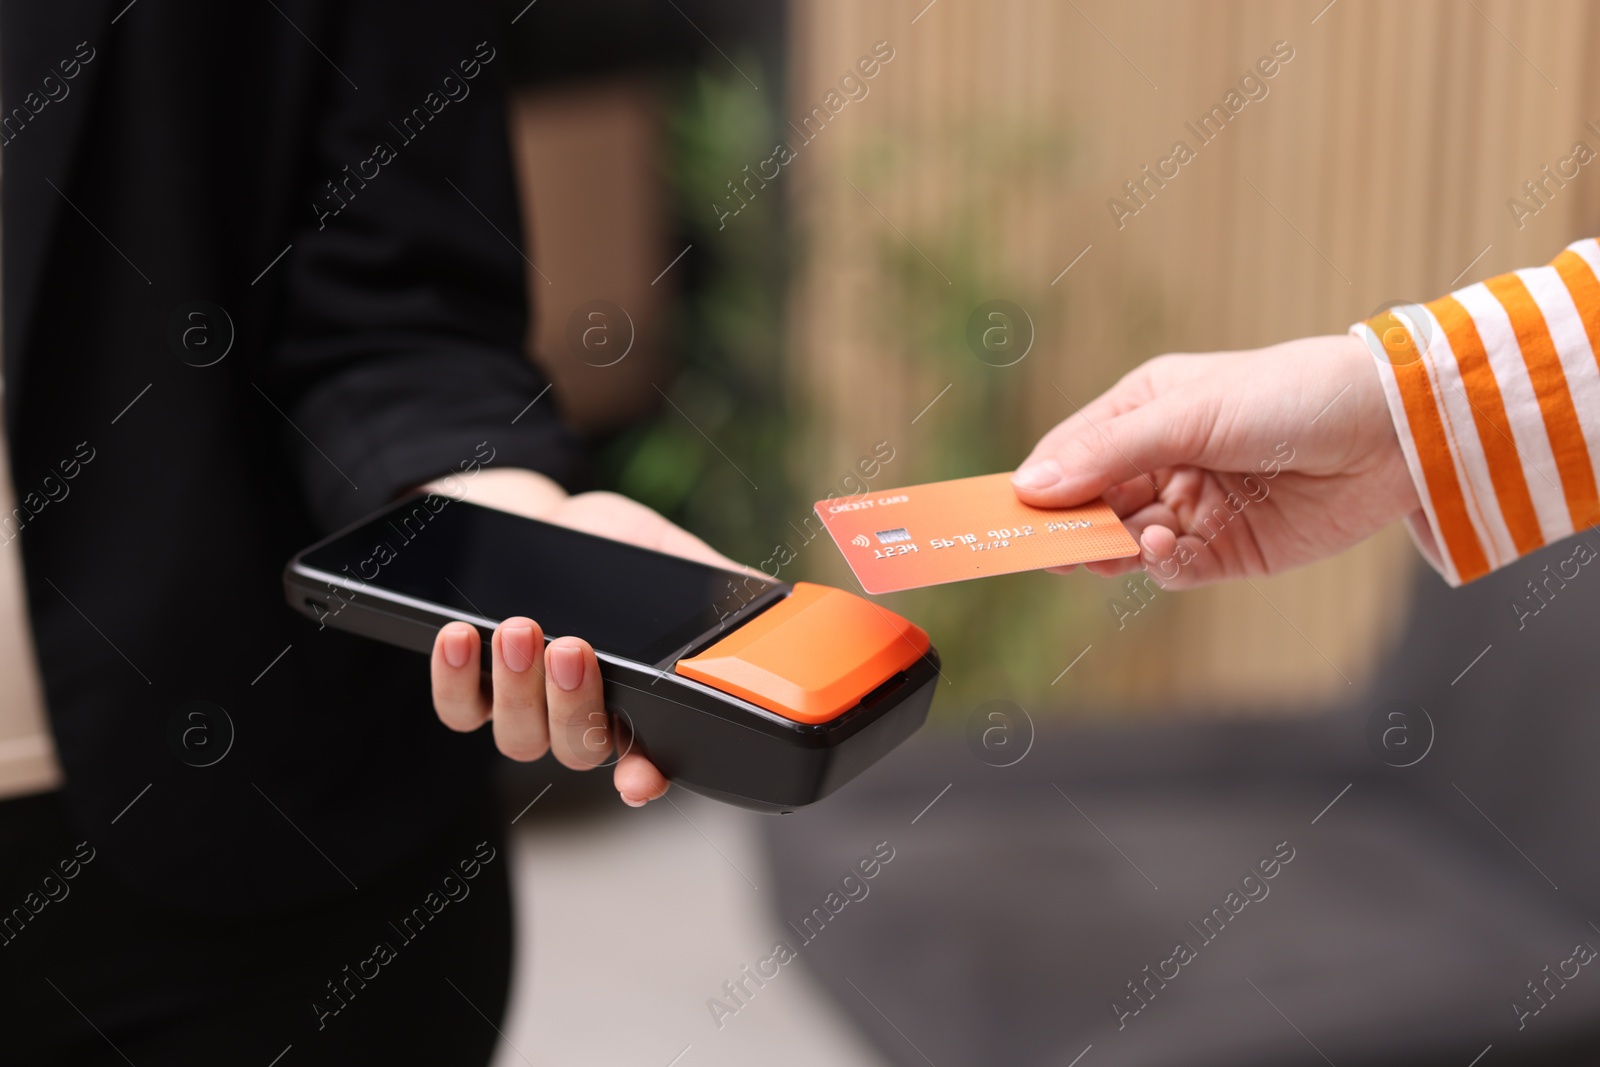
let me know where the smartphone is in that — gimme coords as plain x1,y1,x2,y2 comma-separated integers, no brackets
283,492,940,811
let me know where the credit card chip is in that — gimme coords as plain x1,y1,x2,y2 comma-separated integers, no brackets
875,528,912,545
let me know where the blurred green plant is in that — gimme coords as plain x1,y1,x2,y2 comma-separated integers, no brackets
595,60,1130,718
839,120,1114,718
592,56,792,565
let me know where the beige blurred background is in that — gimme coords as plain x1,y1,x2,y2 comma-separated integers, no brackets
513,0,1600,718
493,2,1600,1063
782,0,1600,713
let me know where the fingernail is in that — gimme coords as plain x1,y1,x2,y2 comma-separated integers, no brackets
442,627,471,669
549,643,585,692
502,625,535,673
619,792,647,808
1012,460,1062,490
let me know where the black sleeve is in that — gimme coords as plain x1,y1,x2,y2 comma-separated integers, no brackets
266,0,586,531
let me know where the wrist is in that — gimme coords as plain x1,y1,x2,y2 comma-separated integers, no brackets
1342,330,1422,517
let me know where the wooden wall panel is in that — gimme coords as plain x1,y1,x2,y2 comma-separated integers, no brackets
784,0,1598,712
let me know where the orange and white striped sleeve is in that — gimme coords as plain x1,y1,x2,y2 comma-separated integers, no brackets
1352,237,1600,585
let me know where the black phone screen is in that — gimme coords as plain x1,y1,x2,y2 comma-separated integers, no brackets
298,494,778,664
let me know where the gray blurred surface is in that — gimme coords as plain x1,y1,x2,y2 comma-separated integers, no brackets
765,546,1600,1066
490,786,889,1067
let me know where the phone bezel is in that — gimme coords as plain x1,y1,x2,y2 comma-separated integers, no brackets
281,494,895,741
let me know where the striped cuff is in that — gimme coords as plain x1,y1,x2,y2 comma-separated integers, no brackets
1351,237,1600,586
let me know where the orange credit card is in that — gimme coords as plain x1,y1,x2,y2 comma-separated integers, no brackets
813,472,1140,595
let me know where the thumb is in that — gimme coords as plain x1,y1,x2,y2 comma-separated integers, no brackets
1011,398,1207,507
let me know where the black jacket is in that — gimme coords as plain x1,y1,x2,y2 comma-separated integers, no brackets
1,0,584,910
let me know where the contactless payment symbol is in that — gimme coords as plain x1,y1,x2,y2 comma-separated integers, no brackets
850,534,871,548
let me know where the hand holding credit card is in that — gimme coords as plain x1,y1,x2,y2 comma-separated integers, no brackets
814,472,1138,594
